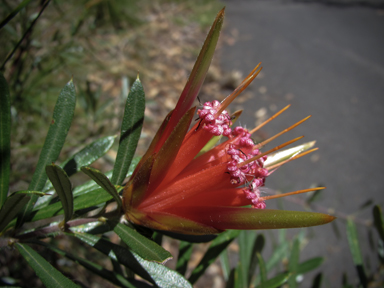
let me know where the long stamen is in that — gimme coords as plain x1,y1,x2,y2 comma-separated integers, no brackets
217,64,262,115
239,136,304,167
265,147,318,170
240,64,262,85
255,115,311,149
260,187,326,201
250,104,291,134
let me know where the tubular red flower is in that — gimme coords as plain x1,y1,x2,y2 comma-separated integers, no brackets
122,8,335,235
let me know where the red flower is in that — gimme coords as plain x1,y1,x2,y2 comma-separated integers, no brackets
122,8,335,235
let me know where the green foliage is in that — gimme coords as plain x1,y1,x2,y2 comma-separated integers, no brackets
0,73,11,208
112,222,173,263
1,77,165,286
81,166,122,210
176,241,193,276
0,73,216,286
46,164,73,223
60,136,116,178
1,2,382,287
347,219,368,288
111,77,145,186
0,191,30,233
188,230,240,284
18,79,76,225
16,243,80,288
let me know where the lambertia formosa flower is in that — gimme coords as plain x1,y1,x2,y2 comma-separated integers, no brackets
122,8,335,235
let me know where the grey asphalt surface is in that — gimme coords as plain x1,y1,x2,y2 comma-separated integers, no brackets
220,0,384,286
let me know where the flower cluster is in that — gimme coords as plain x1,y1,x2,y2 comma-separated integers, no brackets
122,8,335,235
197,100,232,136
197,100,270,209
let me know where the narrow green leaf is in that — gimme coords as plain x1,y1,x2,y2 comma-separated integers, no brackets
346,219,368,287
40,241,138,288
239,231,257,287
176,241,193,276
278,228,286,243
41,136,116,196
266,241,289,271
249,234,265,285
226,268,236,288
13,190,48,196
111,258,124,279
45,164,73,222
220,250,230,281
81,166,122,209
18,79,76,225
69,220,105,233
373,205,384,242
73,170,113,197
71,232,191,288
16,243,80,288
132,250,193,288
63,135,116,177
36,170,114,210
0,193,30,232
257,253,267,283
111,77,145,185
234,264,244,288
70,185,119,209
0,0,33,30
346,220,363,265
35,156,140,211
288,238,300,288
0,73,11,208
188,229,240,284
70,232,155,284
311,273,323,288
297,257,324,274
255,272,291,288
30,187,120,223
112,222,172,263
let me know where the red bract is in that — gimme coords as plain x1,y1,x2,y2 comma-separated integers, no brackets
122,8,335,235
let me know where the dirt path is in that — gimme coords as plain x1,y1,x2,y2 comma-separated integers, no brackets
220,0,384,286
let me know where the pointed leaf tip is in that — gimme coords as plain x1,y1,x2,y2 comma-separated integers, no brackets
218,9,225,19
154,7,225,152
46,164,73,223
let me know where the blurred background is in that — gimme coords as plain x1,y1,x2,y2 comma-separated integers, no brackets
1,0,383,287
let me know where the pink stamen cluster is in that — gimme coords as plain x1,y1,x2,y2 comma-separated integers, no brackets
226,144,268,185
243,179,267,209
198,100,269,209
226,144,260,185
225,128,269,209
197,100,232,136
232,127,255,147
